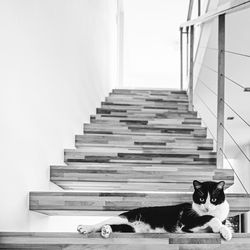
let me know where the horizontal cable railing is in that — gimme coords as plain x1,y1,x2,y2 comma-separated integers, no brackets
196,61,250,91
201,114,248,194
220,148,249,194
180,0,250,193
197,77,250,127
196,93,217,118
221,123,250,164
200,46,250,58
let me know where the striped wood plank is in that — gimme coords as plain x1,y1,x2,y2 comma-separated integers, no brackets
50,165,233,191
29,192,250,216
8,232,250,250
64,149,216,165
84,125,207,138
90,116,202,126
76,134,213,146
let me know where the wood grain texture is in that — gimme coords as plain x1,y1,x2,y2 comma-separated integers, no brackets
50,165,233,191
29,192,250,216
1,232,250,249
64,148,216,165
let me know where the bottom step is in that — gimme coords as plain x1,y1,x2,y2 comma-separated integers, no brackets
1,232,250,249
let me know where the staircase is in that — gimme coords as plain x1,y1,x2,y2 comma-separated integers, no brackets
2,89,250,249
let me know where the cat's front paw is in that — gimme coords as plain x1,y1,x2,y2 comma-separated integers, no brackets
101,225,112,238
219,225,232,241
77,225,94,234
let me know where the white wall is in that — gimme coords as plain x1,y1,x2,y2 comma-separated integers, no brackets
123,0,189,89
0,0,117,231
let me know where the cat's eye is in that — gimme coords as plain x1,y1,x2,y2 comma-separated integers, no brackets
199,198,205,202
211,198,217,202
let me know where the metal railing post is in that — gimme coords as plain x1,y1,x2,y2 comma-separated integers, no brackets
217,14,225,169
188,25,194,111
198,0,201,16
180,27,183,90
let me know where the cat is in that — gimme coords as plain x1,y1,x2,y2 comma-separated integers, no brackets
77,180,232,241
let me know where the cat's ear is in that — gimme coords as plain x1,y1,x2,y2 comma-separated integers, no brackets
216,181,225,190
193,180,202,190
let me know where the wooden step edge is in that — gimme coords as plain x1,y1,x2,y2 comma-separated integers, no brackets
29,192,250,217
58,162,217,168
0,232,224,246
85,123,206,130
50,166,234,191
112,88,188,92
75,141,214,150
75,134,213,142
2,232,250,249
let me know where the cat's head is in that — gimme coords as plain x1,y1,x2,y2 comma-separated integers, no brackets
192,180,226,213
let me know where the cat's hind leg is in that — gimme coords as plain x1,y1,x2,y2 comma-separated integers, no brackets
77,216,129,235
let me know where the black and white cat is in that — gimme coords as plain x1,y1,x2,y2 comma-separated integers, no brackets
77,180,232,241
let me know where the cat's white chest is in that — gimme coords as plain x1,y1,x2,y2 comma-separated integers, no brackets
209,200,229,221
192,200,230,222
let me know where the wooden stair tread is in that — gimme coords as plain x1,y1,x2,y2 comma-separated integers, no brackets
29,192,250,216
112,88,187,93
3,232,250,249
50,165,233,191
102,101,189,108
63,162,217,168
86,123,205,130
97,107,196,115
84,128,206,138
76,134,213,143
91,116,202,126
65,148,216,154
64,148,216,165
101,104,188,111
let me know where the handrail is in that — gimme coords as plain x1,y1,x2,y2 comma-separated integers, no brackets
181,0,250,28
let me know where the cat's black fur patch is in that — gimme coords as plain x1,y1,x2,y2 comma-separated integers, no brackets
110,224,135,233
